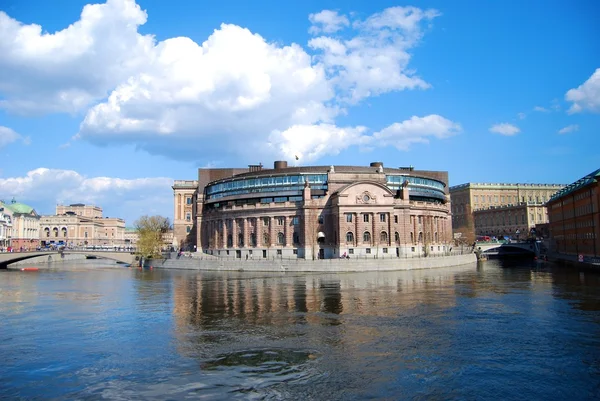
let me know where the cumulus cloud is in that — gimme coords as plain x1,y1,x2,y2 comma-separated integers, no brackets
0,168,172,223
0,1,442,164
558,124,579,134
533,106,549,113
309,6,439,103
0,0,154,114
489,123,520,136
372,115,461,150
565,68,600,114
517,112,526,120
308,10,349,34
268,124,369,162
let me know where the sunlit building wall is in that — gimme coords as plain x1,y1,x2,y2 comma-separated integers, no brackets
547,168,600,258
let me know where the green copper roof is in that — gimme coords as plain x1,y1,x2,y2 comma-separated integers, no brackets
549,168,600,201
3,201,35,215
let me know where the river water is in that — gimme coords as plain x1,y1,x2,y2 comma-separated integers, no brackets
1,260,599,400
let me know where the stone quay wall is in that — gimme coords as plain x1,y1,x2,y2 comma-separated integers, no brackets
151,253,477,273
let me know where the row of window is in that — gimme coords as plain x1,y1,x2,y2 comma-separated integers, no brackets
205,174,328,198
386,175,445,190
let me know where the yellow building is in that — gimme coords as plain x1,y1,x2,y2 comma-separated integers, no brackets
40,204,126,248
449,183,564,242
0,199,40,250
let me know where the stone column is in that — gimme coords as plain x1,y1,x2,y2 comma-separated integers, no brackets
243,218,249,248
269,216,275,247
232,218,238,248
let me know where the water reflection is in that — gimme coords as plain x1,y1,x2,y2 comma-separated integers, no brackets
1,261,600,400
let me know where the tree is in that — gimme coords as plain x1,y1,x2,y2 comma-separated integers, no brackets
134,215,171,258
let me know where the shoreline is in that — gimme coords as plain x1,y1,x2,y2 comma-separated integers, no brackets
149,253,477,273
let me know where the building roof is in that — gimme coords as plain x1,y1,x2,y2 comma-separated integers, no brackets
549,168,600,201
450,182,565,191
3,201,35,215
209,164,447,185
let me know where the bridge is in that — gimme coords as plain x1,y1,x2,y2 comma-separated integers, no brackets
0,250,138,269
475,241,541,258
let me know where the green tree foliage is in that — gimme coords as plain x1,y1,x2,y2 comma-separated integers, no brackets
134,215,171,258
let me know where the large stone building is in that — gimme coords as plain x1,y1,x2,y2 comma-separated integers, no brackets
40,204,126,248
0,199,40,250
174,161,453,259
172,180,198,249
473,203,551,240
547,168,600,259
449,183,564,242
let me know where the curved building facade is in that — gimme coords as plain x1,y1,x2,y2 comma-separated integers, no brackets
174,161,453,259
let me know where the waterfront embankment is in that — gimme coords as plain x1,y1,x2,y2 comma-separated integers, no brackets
150,253,477,272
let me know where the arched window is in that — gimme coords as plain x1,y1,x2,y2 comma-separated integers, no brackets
62,227,67,238
227,234,233,247
410,232,414,243
263,232,270,246
363,231,371,243
395,232,400,243
250,233,257,247
277,232,285,245
380,231,388,243
45,227,50,238
346,232,354,243
418,232,423,242
293,232,300,244
53,227,58,238
435,232,438,242
238,233,244,247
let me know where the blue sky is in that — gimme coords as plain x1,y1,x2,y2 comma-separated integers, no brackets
0,0,598,224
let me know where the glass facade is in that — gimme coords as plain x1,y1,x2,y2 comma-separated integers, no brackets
386,175,446,202
204,172,446,204
205,174,328,201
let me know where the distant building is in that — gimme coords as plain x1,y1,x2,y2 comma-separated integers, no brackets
174,161,453,259
473,203,550,240
547,168,600,259
56,203,103,219
40,204,126,247
0,206,13,249
123,228,173,250
124,227,138,248
0,199,40,250
172,180,198,249
449,183,564,242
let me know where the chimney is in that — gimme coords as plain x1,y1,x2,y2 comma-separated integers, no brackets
274,160,288,170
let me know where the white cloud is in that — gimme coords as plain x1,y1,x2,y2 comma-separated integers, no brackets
267,124,369,162
489,123,520,136
0,1,441,164
517,112,526,120
76,23,337,161
0,0,154,114
372,114,461,150
0,126,21,147
0,168,172,223
533,106,549,113
308,10,349,34
558,124,579,134
310,6,439,103
565,68,600,114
